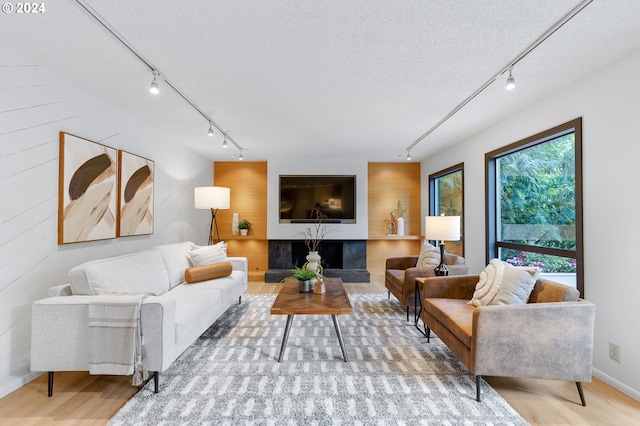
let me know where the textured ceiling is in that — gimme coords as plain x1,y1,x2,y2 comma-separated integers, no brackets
2,1,640,162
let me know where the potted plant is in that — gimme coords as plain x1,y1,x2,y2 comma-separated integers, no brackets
284,265,320,293
238,219,251,236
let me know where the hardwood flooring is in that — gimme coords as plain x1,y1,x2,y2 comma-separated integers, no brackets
2,280,639,425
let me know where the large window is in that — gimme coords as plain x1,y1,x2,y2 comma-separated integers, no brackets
486,118,583,295
429,163,464,256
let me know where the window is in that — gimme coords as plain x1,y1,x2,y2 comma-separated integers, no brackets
486,118,583,295
429,163,464,256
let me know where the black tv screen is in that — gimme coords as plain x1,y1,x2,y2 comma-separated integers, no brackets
279,175,356,223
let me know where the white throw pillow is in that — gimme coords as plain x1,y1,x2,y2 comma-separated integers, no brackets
469,259,540,307
416,240,441,268
189,242,228,266
490,262,540,305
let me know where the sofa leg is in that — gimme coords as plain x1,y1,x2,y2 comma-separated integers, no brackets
47,371,54,397
387,290,390,300
476,375,481,402
153,371,159,393
576,382,586,406
239,296,242,304
406,306,409,322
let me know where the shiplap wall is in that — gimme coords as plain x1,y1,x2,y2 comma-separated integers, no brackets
0,46,213,398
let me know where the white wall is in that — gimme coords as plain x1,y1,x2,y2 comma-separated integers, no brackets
422,48,640,401
0,47,214,398
267,159,369,240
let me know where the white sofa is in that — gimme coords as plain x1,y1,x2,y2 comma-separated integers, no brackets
30,241,248,396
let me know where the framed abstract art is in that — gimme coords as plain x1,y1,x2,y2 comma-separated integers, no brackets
58,132,118,244
117,150,155,237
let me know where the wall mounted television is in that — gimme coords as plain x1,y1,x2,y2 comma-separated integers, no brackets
279,175,356,223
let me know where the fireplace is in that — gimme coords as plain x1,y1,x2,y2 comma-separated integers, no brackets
265,240,370,283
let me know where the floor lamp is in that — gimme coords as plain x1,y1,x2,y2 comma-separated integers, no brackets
195,187,230,245
425,215,461,276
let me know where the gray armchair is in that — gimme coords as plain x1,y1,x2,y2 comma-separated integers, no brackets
385,252,470,320
422,275,595,404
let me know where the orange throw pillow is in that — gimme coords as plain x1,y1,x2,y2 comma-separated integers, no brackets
184,261,232,283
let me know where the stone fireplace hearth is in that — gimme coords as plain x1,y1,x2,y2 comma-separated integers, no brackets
265,240,370,283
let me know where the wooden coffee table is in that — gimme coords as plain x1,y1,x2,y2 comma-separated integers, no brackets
270,277,353,362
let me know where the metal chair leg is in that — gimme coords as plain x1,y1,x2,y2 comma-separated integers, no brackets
476,375,481,402
387,290,390,299
48,372,54,397
154,371,159,393
576,382,586,406
239,295,242,304
426,326,431,343
406,306,409,321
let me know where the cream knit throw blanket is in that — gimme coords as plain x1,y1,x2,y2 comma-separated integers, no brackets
88,294,147,385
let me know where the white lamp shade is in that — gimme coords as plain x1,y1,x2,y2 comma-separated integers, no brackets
425,216,461,241
194,186,230,209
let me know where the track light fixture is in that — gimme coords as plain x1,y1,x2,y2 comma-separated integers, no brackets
222,135,228,148
71,0,246,159
149,70,160,94
238,150,244,161
406,150,412,161
403,0,592,158
505,67,516,90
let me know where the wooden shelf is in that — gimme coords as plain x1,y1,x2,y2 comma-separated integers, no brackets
368,235,422,240
224,235,268,240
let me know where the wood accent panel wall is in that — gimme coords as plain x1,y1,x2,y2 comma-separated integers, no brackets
367,162,422,277
367,162,421,236
214,161,268,280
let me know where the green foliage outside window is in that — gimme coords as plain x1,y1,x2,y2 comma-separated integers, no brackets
498,134,577,273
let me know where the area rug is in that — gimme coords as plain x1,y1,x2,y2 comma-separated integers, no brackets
109,294,528,425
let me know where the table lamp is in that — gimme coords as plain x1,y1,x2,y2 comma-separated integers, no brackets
425,215,461,276
195,186,230,245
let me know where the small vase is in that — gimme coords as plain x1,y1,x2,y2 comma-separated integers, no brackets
306,251,321,285
240,229,248,236
397,217,405,236
232,213,239,236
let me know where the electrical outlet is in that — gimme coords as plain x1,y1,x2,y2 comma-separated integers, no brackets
609,342,621,362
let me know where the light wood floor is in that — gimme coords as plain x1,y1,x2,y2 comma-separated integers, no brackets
2,280,639,425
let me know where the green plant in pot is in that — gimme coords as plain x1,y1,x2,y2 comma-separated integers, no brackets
238,219,251,236
284,265,319,293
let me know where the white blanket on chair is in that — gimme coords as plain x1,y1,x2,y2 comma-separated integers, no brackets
88,294,147,385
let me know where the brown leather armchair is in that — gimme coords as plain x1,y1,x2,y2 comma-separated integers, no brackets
385,253,470,320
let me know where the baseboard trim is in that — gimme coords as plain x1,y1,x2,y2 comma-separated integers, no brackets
0,370,43,399
592,367,640,402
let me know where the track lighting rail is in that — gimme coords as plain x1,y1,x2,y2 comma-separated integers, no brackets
73,0,243,153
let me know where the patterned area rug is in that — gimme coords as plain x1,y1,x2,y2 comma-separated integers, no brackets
109,294,528,425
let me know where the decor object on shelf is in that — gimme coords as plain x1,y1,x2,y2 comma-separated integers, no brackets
231,212,239,236
117,150,154,237
194,186,230,245
238,219,252,236
384,199,407,236
58,132,117,244
425,215,461,276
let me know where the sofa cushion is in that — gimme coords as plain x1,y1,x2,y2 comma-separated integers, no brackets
184,261,232,283
424,298,474,348
416,241,440,268
469,259,539,307
70,250,170,295
155,241,195,289
189,242,228,266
